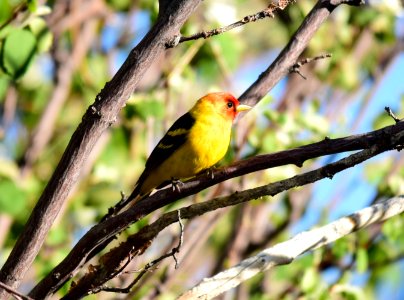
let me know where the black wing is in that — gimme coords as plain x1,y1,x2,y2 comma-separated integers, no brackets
144,111,195,171
128,112,195,201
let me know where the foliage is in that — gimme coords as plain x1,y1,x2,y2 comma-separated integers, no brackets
0,0,403,299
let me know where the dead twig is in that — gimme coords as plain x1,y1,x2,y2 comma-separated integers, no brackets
385,107,401,123
290,53,332,80
98,210,184,294
166,1,294,48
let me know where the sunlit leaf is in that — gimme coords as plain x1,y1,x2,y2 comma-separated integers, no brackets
301,267,319,293
0,0,12,25
356,247,368,273
0,28,37,79
126,99,165,121
0,179,25,216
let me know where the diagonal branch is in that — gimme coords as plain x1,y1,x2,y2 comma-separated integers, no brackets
0,282,32,300
0,0,203,297
239,0,364,107
95,211,184,295
178,196,404,299
29,119,404,298
38,119,404,298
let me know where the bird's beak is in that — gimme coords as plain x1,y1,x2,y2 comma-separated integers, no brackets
236,104,252,112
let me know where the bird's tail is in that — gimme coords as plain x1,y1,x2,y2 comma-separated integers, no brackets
127,185,140,202
126,184,142,206
125,183,151,208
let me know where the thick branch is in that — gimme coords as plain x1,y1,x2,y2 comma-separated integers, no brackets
239,0,363,106
179,196,404,299
32,120,404,298
0,0,202,297
63,131,402,298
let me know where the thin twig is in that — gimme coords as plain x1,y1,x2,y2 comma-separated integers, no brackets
166,1,294,48
290,53,332,79
0,281,33,300
385,106,401,123
98,210,185,294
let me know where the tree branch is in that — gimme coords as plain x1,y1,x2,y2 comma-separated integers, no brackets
0,0,203,296
166,0,293,48
385,107,401,124
179,196,404,299
50,122,404,298
29,119,404,298
289,53,332,80
95,211,184,296
0,282,32,300
239,0,363,107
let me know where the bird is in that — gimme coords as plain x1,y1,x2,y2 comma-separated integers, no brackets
127,92,251,204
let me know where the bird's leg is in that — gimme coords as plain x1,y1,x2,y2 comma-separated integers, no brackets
171,178,184,193
206,167,215,179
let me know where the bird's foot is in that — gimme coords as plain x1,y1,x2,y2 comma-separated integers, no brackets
171,178,184,193
206,167,215,180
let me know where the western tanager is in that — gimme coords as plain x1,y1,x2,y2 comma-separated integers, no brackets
128,92,251,204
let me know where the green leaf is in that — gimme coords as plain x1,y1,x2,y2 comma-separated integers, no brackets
0,0,13,25
332,284,365,300
126,99,165,121
356,248,368,273
28,17,52,53
0,76,9,103
261,132,279,153
0,179,25,216
106,0,131,11
382,215,404,243
332,237,353,259
27,0,38,12
213,33,242,70
47,225,67,246
301,267,319,293
0,28,37,79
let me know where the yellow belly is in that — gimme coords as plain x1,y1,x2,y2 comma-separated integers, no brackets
141,117,232,193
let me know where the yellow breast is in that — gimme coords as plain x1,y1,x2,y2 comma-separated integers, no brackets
186,115,231,172
139,100,234,194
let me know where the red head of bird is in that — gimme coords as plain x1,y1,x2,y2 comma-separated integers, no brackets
192,92,251,122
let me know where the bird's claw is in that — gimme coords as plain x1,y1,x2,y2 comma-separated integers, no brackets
206,167,215,180
171,178,184,193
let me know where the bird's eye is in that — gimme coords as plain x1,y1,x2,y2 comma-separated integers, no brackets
227,101,234,109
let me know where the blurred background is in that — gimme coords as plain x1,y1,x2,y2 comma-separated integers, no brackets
0,0,404,299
